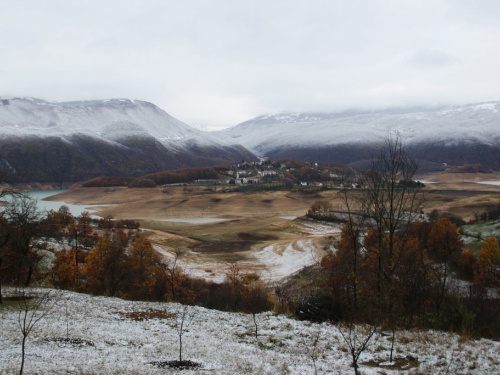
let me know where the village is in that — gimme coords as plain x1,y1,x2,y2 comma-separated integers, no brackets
213,159,367,189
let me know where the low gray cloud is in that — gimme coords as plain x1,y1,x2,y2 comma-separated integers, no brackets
410,49,459,68
0,1,499,129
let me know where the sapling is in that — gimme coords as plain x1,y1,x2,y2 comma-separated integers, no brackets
17,288,58,375
170,304,196,362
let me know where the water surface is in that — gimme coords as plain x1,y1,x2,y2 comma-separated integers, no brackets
476,181,500,186
154,218,229,224
25,190,103,217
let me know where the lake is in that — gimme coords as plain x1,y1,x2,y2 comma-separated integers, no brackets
476,181,500,186
154,218,230,224
24,190,103,217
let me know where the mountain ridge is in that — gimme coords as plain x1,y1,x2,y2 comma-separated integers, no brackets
0,97,256,183
218,102,500,171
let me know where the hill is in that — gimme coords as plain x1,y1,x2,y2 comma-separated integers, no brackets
0,97,255,183
219,103,500,171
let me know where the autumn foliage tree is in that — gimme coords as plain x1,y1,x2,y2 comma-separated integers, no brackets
83,236,128,296
460,247,475,277
128,236,162,299
474,237,500,287
427,217,463,313
52,248,79,290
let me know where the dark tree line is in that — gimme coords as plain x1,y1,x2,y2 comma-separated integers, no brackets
139,167,220,186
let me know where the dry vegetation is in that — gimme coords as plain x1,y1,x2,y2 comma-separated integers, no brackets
43,171,500,282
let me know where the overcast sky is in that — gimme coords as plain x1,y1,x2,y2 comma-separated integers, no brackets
1,1,500,129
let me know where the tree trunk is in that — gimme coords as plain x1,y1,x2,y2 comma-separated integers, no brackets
19,335,27,375
179,334,183,362
0,281,2,304
390,327,395,362
352,348,359,375
0,260,3,304
24,265,33,287
253,313,258,339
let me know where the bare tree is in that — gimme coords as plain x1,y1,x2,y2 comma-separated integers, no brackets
336,136,424,363
364,137,424,361
225,262,244,311
159,248,186,302
1,194,47,304
300,329,322,375
364,136,423,300
170,304,196,362
0,214,11,304
241,279,270,339
338,321,378,375
16,288,59,375
0,186,21,304
337,179,371,312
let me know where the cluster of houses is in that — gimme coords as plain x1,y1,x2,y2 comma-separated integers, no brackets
221,159,363,188
223,160,281,185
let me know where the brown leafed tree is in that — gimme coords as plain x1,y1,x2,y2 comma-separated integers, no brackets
474,237,500,288
83,236,128,296
128,236,162,299
334,137,424,365
52,248,79,290
427,217,463,312
460,247,475,277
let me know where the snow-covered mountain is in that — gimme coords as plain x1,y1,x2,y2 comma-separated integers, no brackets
0,96,238,147
0,97,255,183
219,102,500,170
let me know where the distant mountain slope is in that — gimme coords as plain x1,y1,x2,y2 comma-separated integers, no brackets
0,97,255,182
219,103,500,171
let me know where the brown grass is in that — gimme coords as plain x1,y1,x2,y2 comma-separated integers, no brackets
118,309,175,321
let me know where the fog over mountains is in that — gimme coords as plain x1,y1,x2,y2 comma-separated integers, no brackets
0,97,499,183
219,102,500,171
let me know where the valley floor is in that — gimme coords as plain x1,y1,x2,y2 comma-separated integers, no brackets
39,172,500,282
1,288,499,374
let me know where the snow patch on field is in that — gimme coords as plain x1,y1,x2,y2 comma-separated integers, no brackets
251,237,329,281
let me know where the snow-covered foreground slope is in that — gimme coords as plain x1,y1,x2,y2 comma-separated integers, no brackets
1,288,499,374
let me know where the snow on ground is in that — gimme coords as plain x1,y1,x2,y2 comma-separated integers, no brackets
152,219,340,284
1,288,499,375
251,238,325,282
172,237,326,284
292,220,342,237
